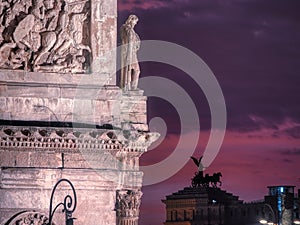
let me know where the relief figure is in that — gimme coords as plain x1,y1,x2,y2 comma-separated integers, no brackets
0,0,91,73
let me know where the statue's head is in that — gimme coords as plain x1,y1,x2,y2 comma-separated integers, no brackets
126,14,139,27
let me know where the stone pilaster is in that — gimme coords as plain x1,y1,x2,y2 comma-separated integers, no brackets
116,190,143,225
121,90,148,132
90,0,117,84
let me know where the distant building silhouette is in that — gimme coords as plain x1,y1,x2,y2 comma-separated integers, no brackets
162,185,300,225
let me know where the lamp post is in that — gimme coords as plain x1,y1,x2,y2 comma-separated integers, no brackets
48,179,77,225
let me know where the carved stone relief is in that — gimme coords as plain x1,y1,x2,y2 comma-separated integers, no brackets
5,211,53,225
0,0,91,73
116,190,143,218
0,125,157,152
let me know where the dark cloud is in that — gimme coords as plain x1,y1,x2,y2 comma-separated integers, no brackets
282,126,300,139
282,158,293,163
279,148,300,156
271,125,300,139
118,0,300,132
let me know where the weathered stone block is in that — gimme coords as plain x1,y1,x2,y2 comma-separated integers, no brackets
0,150,30,167
5,85,60,98
121,113,147,124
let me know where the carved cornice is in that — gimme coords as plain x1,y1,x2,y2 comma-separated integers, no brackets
0,125,158,154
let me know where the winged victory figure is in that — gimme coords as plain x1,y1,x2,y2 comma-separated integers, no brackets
191,155,204,172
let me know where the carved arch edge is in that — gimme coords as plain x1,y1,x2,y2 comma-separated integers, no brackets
3,210,54,225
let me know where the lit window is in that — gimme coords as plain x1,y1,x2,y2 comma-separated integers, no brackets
280,187,284,193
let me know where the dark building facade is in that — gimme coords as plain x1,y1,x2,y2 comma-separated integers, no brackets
162,187,264,225
162,185,300,225
263,186,298,225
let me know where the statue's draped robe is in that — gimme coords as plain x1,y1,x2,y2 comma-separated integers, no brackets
120,24,140,89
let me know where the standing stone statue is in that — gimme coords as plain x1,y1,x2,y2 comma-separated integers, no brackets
120,15,140,90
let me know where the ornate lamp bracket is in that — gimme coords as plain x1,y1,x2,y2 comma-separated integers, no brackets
48,179,77,225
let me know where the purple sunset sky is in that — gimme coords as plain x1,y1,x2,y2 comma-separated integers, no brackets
118,0,300,224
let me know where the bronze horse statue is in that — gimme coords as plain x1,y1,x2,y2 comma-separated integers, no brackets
191,172,222,188
208,172,222,187
190,155,222,188
191,171,206,188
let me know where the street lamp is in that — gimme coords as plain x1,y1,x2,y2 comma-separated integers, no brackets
259,219,275,225
260,219,268,224
48,178,77,225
